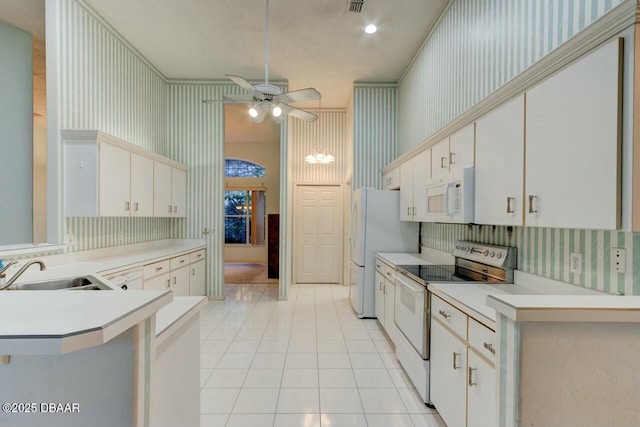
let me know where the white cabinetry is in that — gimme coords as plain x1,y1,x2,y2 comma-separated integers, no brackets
399,150,431,222
430,295,496,427
525,38,622,230
431,124,475,179
374,270,386,323
154,162,187,218
130,153,154,217
383,167,400,190
475,95,525,226
374,256,400,344
142,249,206,296
62,130,187,218
190,260,206,296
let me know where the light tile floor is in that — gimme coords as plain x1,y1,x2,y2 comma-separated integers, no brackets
199,283,447,427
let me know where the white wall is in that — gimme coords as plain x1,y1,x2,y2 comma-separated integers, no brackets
0,23,33,245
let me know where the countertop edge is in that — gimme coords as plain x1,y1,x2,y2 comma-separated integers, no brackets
156,297,208,346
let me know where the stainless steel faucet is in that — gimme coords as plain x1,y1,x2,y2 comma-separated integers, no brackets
0,260,46,290
0,261,18,275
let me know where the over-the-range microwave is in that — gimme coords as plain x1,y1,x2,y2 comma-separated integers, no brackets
424,167,474,223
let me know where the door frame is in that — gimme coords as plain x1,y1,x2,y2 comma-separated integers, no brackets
292,182,344,285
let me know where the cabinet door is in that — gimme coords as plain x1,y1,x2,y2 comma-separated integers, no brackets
383,277,397,344
412,150,431,222
154,162,173,217
449,123,475,174
525,38,622,229
430,319,467,427
399,161,414,221
467,350,496,427
374,271,386,323
130,153,154,217
99,142,131,217
171,266,190,296
171,168,187,217
190,260,206,296
144,272,170,291
383,167,400,190
475,95,525,226
430,138,450,179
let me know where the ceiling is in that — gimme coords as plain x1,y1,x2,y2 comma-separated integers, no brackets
0,0,447,118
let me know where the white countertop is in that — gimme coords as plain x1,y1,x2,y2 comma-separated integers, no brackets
156,296,208,345
376,253,434,266
487,294,640,323
0,290,172,355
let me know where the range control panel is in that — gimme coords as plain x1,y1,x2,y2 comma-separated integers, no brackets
452,240,517,269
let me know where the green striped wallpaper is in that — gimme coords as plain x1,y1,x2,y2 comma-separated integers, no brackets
422,223,639,295
353,86,397,189
398,0,626,154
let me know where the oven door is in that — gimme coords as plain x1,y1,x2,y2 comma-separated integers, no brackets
394,273,429,359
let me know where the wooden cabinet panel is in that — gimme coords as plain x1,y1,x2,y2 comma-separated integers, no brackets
374,270,385,323
130,153,154,217
449,123,475,174
525,38,622,230
171,168,187,217
154,162,173,217
171,266,190,296
99,142,130,217
383,167,400,190
467,350,496,427
412,150,431,222
475,95,525,226
430,138,450,179
399,161,414,221
144,272,170,291
190,260,206,296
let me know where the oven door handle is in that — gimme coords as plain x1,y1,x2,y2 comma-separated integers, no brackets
395,275,425,294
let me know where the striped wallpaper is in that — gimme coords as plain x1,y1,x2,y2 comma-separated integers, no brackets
352,86,397,190
496,313,520,427
289,111,346,184
422,223,640,296
398,0,625,154
56,0,175,253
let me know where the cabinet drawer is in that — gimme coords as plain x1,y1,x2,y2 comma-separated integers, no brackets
143,260,170,279
468,318,496,363
375,258,386,274
431,295,467,340
170,254,190,270
189,249,205,264
384,264,395,282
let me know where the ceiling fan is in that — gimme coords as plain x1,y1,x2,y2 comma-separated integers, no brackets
203,0,321,123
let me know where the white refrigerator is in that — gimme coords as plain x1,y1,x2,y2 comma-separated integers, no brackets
349,188,419,318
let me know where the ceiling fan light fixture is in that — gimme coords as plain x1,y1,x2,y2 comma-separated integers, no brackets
365,24,378,34
272,104,283,117
249,102,269,123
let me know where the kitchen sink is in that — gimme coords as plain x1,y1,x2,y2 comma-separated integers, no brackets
4,275,115,291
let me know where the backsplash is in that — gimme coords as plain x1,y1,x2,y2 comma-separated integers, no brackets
65,217,177,252
422,223,640,296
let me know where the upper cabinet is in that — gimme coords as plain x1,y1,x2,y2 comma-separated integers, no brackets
399,150,431,222
382,166,400,190
430,138,451,179
154,162,187,218
475,95,525,226
63,130,188,218
431,124,475,179
525,38,622,230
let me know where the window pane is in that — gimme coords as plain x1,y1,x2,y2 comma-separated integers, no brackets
225,217,247,244
225,190,248,215
225,159,266,178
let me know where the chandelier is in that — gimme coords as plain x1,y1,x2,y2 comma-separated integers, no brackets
305,150,335,164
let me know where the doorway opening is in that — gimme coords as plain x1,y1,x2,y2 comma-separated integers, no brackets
223,104,280,285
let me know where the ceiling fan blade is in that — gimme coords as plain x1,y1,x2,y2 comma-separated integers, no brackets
202,94,255,104
281,104,318,122
227,74,258,94
274,88,321,104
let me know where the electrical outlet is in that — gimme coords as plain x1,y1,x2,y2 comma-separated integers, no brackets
570,252,582,274
611,248,626,273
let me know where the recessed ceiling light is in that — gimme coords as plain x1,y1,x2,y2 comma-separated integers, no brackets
364,24,377,34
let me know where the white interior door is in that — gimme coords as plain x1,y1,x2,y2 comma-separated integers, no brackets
294,185,343,284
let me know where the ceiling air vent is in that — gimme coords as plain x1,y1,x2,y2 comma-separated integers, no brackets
347,0,364,13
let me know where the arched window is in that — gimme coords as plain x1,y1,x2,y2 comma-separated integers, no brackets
225,159,265,178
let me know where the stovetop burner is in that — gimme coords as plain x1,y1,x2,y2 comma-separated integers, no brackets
395,264,467,284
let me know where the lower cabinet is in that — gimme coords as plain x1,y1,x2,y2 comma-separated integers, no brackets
430,295,496,427
431,319,468,427
190,260,206,296
171,266,190,296
374,257,399,344
374,270,386,322
145,272,170,291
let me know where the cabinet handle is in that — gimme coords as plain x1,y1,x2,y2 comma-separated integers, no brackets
168,205,172,213
179,259,185,264
173,205,178,213
125,201,130,211
192,268,196,276
376,263,382,269
483,342,496,355
440,156,447,169
165,279,170,289
438,309,451,319
412,207,416,216
407,207,411,216
449,152,456,165
172,276,177,285
468,367,477,386
506,197,515,214
452,352,461,370
528,195,538,214
155,266,163,272
134,202,139,212
383,284,386,294
386,271,392,277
